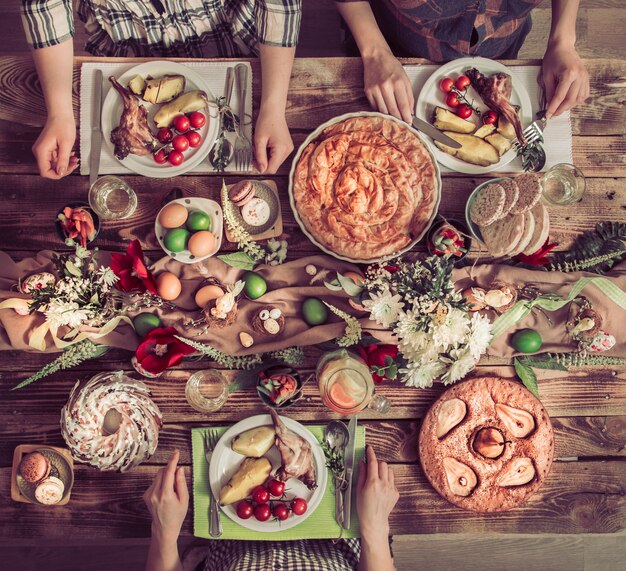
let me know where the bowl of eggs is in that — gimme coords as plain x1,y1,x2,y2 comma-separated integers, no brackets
155,197,223,264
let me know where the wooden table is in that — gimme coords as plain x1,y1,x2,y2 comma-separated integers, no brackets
0,56,625,542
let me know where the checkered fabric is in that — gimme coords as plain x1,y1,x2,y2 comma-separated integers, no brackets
337,0,543,62
21,0,301,57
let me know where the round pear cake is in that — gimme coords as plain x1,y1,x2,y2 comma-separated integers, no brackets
290,112,440,262
418,377,554,512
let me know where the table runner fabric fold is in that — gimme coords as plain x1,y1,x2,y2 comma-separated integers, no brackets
404,64,572,172
79,61,253,176
191,424,365,540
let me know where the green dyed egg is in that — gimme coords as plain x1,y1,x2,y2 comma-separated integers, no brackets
511,328,543,353
133,313,162,337
302,297,328,326
186,210,212,232
243,271,267,299
164,228,190,253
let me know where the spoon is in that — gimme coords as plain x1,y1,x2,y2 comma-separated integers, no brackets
325,420,350,526
209,68,235,171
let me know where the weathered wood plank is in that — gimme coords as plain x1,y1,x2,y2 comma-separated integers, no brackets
1,415,623,470
0,175,623,252
0,460,624,537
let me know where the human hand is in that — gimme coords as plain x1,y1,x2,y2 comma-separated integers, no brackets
32,114,79,179
143,450,189,544
254,107,294,174
363,50,414,123
542,41,589,118
356,444,399,542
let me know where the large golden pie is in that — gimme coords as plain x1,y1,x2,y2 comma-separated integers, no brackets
292,114,440,260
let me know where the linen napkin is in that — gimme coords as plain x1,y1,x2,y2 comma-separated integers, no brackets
404,65,572,172
191,424,365,540
79,61,253,176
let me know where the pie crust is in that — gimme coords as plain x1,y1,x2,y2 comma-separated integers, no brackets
292,115,440,260
419,376,554,512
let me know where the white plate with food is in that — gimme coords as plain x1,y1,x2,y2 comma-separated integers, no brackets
288,111,441,263
209,412,327,532
415,57,533,174
155,197,223,264
101,61,219,178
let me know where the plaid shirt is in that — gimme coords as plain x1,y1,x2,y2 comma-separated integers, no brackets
21,0,301,57
339,0,542,62
200,539,361,570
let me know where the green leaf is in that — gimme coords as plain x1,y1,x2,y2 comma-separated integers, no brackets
520,354,567,371
65,260,82,277
323,280,343,292
514,357,540,400
217,251,257,270
336,272,364,297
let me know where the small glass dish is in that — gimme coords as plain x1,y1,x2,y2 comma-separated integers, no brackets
256,365,303,409
185,370,229,413
426,216,472,262
55,201,100,246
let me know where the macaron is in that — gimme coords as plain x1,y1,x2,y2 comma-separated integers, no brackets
35,476,65,505
19,451,51,483
228,180,256,207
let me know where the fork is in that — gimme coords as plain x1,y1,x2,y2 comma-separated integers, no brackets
204,430,222,538
234,63,252,172
513,114,547,150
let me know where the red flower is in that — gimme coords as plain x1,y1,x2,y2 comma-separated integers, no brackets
134,327,195,375
514,238,558,267
110,240,158,294
383,265,400,274
358,344,399,383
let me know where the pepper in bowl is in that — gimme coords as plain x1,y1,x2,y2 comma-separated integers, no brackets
427,218,471,260
257,365,302,409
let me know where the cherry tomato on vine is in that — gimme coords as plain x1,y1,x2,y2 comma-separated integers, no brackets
291,498,308,516
455,75,471,90
173,115,191,133
483,110,498,125
156,128,173,144
168,150,184,166
153,149,168,164
254,504,272,522
445,92,460,108
272,503,290,521
189,111,206,129
236,500,254,519
252,486,270,504
172,134,190,153
456,104,473,119
267,479,285,497
186,130,202,148
439,77,454,93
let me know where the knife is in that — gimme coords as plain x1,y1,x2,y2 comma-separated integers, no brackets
411,115,462,149
89,69,103,187
342,415,357,530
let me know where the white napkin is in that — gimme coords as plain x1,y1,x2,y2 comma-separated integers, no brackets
404,65,572,172
79,61,253,176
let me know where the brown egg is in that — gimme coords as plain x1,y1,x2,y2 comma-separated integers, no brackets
194,284,225,308
157,272,182,300
159,203,188,228
188,231,216,257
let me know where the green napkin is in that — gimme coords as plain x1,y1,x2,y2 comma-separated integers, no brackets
192,424,365,540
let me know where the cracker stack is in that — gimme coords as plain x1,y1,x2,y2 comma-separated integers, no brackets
469,174,549,257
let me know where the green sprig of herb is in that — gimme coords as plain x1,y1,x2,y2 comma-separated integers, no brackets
321,439,345,478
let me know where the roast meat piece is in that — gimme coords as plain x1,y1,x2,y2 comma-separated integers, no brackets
269,409,317,490
466,68,526,146
109,76,157,160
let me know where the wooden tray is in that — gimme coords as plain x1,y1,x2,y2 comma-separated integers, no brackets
225,179,283,242
11,444,74,505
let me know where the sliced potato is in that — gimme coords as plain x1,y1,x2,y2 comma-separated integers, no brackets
219,457,272,505
143,75,186,104
434,131,500,166
485,132,513,157
474,123,496,139
154,90,209,128
497,117,516,140
433,107,476,134
128,74,146,97
231,426,275,458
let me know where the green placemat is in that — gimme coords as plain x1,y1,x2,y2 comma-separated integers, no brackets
192,424,365,540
